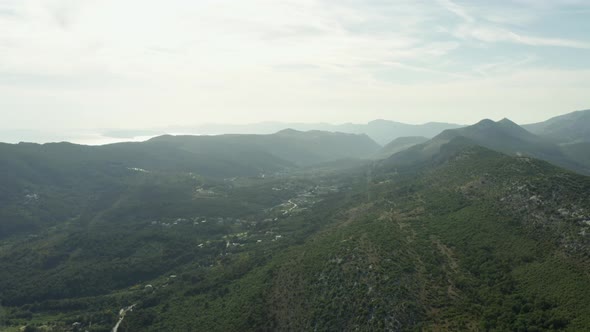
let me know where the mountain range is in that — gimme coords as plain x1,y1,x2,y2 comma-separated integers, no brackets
102,120,463,146
383,116,590,174
102,109,590,148
1,109,590,331
524,109,590,144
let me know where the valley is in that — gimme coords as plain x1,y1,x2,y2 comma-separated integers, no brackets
1,111,590,331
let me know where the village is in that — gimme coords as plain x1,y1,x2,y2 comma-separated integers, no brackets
146,182,343,250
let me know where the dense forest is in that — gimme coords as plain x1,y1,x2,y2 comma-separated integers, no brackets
1,111,590,331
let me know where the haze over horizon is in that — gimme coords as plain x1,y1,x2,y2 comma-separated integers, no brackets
1,109,587,146
1,0,590,134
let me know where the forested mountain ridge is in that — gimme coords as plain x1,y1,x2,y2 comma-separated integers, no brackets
2,133,590,331
524,109,590,144
2,113,590,331
373,136,429,159
121,120,462,146
148,129,381,166
383,118,589,174
0,130,378,240
1,128,379,179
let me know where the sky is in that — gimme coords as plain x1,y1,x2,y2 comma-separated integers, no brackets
1,0,590,135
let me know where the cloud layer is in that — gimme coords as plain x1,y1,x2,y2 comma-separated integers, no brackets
1,0,589,130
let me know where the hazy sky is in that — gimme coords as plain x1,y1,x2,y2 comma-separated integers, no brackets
1,0,590,131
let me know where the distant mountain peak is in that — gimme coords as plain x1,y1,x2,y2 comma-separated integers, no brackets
147,134,175,142
498,118,519,126
468,118,529,137
474,119,496,127
373,136,429,159
275,128,302,135
570,109,590,117
368,119,401,125
524,109,590,145
388,136,429,144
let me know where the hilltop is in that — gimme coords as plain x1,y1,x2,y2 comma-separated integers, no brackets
106,120,462,146
524,109,590,144
373,136,429,159
0,129,379,239
383,118,588,174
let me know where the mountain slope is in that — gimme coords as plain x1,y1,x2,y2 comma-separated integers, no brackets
373,136,429,159
132,142,590,331
0,129,379,184
151,120,462,145
383,118,587,174
0,130,379,239
524,109,590,144
2,138,590,331
335,120,463,145
0,139,293,237
149,129,381,167
562,142,590,168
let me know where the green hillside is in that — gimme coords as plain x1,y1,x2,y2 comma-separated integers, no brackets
0,130,379,239
335,120,463,146
173,120,462,145
562,142,590,167
524,110,590,144
3,136,590,331
373,136,429,159
152,129,381,166
141,142,590,331
383,118,589,174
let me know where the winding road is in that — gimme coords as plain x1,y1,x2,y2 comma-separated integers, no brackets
112,304,136,332
283,200,298,215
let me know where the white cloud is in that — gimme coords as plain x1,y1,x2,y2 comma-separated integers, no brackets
436,0,474,23
454,24,590,49
0,0,589,132
437,0,590,49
